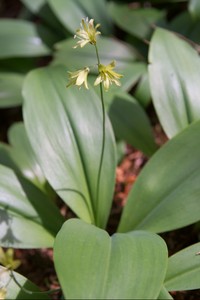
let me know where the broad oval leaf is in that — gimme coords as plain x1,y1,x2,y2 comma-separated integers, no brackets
118,120,200,233
52,37,138,71
20,0,46,13
0,266,49,299
0,73,24,108
189,0,200,20
165,242,200,292
8,122,46,191
109,92,157,157
54,219,168,299
169,11,200,44
0,19,50,59
0,164,63,248
0,143,18,171
108,3,165,39
134,71,151,108
149,27,200,138
23,65,116,228
47,0,113,35
157,286,173,299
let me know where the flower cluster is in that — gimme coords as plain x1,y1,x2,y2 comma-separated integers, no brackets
67,18,123,92
94,61,123,92
66,67,90,90
73,18,101,48
0,247,21,270
0,287,6,300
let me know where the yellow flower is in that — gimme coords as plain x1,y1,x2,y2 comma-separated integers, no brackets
0,247,21,270
94,61,123,91
66,67,90,89
74,18,101,48
0,287,6,300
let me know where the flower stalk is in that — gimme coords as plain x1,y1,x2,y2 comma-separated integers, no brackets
66,18,123,224
94,44,106,213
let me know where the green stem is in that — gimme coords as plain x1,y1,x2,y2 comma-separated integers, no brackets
94,44,106,225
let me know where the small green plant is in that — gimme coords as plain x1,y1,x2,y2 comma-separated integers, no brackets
1,1,200,299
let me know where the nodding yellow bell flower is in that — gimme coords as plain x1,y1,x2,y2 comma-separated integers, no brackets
0,287,7,300
94,61,123,91
73,18,101,48
0,247,21,270
66,67,90,89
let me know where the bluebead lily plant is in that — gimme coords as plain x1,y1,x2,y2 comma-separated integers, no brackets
67,17,123,215
2,12,200,299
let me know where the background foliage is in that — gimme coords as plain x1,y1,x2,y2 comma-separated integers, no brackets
1,0,200,299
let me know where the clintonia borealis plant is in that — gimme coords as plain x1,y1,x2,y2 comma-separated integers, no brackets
1,15,200,300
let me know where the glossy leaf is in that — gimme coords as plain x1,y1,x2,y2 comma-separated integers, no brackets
157,286,173,299
37,3,67,38
20,0,46,13
0,143,17,171
0,19,50,59
54,219,168,299
0,266,49,299
108,3,165,39
8,122,46,190
116,140,126,164
189,0,200,20
165,242,200,291
47,0,113,34
52,37,138,71
23,65,116,228
118,120,200,233
119,62,145,89
0,164,63,248
134,72,151,108
109,92,157,157
0,73,24,108
149,27,200,138
169,11,200,44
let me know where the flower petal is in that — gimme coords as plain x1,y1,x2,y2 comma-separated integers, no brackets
94,75,102,86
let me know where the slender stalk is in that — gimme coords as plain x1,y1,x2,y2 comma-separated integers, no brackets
94,44,106,223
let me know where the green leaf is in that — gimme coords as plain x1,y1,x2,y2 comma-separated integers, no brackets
0,143,17,171
0,73,24,108
119,62,146,90
134,71,151,108
0,19,50,59
109,92,157,157
0,266,49,299
0,164,63,248
47,0,113,35
23,65,116,228
118,120,200,233
20,0,46,13
108,3,165,39
7,122,46,191
149,27,200,138
189,0,200,20
54,219,168,299
165,242,200,291
157,286,173,299
116,140,126,164
169,11,200,44
52,37,138,70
